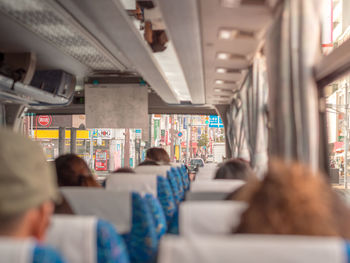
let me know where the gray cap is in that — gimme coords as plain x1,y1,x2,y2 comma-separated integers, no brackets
0,129,60,216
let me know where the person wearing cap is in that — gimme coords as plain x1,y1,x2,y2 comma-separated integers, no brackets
0,129,60,241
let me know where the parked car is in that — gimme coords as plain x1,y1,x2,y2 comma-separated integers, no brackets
189,158,205,172
206,154,214,163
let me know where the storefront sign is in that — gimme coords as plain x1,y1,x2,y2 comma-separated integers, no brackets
92,129,112,139
37,115,52,127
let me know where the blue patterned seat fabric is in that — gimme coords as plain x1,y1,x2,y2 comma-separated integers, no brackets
345,242,350,263
167,170,181,205
97,219,130,263
157,176,176,226
180,165,190,191
167,208,179,235
33,245,66,263
171,167,185,200
124,192,158,263
144,193,167,240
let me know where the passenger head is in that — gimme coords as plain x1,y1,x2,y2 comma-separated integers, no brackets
215,158,254,180
113,167,135,173
138,160,160,166
145,147,170,164
55,154,101,187
234,160,350,237
0,129,59,241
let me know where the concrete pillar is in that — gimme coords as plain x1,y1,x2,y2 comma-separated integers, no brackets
70,128,77,154
58,127,65,156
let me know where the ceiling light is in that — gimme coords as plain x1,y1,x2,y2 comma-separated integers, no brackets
221,0,242,8
214,88,235,94
215,80,224,85
219,29,238,40
217,52,230,60
216,68,227,74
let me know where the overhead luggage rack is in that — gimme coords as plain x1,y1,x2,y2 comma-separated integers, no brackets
0,74,71,107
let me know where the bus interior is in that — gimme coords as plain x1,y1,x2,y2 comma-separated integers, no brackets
1,0,350,262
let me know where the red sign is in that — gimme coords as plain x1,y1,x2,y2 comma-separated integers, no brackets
95,150,108,171
37,115,52,127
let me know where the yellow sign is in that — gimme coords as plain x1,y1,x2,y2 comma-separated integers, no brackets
175,145,180,160
34,129,90,139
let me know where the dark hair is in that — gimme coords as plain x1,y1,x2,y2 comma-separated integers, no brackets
55,154,100,187
215,159,253,180
146,147,170,164
234,160,350,238
138,160,160,166
113,167,135,173
54,195,74,215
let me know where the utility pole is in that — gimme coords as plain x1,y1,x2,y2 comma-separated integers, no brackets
345,84,349,189
186,117,190,163
170,115,175,162
89,130,94,170
124,128,130,168
190,116,193,158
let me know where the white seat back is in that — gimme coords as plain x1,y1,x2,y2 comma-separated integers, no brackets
159,235,347,263
190,180,245,193
179,201,247,236
106,173,158,196
134,165,171,176
195,164,218,180
61,187,131,233
46,215,96,263
185,192,229,201
0,238,34,263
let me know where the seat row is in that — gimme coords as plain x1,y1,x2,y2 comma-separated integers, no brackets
0,164,190,263
157,165,350,263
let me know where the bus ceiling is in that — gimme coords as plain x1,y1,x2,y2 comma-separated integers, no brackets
0,0,276,106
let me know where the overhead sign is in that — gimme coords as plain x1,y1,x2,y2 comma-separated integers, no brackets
209,115,224,128
37,115,52,127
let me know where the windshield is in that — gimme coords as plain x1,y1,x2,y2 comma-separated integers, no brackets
190,159,204,166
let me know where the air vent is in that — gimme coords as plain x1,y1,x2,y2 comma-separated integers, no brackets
241,0,266,5
214,88,235,93
219,28,255,40
216,68,242,74
221,0,266,8
213,95,231,99
180,100,192,105
217,52,248,61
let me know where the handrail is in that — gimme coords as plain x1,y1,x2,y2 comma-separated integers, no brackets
0,75,71,107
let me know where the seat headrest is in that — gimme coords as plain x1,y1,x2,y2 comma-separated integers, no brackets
179,201,247,236
190,180,245,193
61,188,131,233
185,192,229,201
106,173,157,196
0,238,34,263
134,165,171,176
195,164,218,180
46,215,97,263
159,235,347,263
